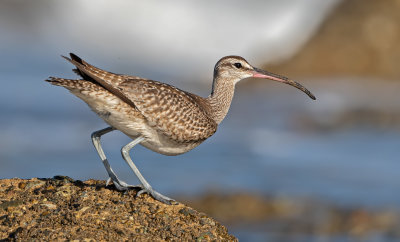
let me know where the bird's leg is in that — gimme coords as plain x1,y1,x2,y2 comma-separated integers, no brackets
121,137,175,205
91,127,140,190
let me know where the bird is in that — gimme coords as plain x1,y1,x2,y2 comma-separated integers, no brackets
46,53,315,205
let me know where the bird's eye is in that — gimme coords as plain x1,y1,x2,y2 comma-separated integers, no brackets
234,63,242,69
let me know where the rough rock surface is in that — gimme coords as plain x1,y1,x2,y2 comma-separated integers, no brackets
0,177,236,241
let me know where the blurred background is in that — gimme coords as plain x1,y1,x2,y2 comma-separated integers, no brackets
1,0,400,241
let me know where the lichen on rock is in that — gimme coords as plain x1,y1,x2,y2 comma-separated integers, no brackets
0,176,237,241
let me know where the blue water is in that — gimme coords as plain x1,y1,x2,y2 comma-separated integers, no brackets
1,2,396,241
1,70,400,210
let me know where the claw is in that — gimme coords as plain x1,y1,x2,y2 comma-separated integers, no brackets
113,181,129,191
106,177,142,191
106,177,175,204
136,189,146,197
135,187,176,205
106,177,112,186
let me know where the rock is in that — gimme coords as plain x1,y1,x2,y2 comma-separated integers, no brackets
0,177,237,241
267,0,400,79
182,193,400,240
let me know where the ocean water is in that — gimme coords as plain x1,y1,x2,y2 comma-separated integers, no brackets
2,1,398,241
1,69,400,209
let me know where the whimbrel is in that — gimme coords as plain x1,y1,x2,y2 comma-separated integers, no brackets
46,53,315,204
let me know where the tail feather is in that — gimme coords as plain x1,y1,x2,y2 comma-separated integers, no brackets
61,53,87,65
61,53,93,80
73,68,81,76
46,53,137,108
45,77,101,91
67,53,126,83
60,53,136,107
70,53,85,64
45,77,73,87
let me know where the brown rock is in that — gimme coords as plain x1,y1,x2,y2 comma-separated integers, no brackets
0,177,237,241
267,0,400,79
182,193,400,239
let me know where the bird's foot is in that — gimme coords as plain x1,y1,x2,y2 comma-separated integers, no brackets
106,177,143,191
136,187,176,205
106,178,175,205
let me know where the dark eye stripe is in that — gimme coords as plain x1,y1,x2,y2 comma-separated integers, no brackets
234,63,242,68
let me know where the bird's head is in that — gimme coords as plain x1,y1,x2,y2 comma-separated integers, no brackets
214,56,316,100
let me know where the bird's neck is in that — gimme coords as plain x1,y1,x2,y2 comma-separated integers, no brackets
206,76,236,124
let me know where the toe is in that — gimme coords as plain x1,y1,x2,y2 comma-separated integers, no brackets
135,188,176,205
106,178,112,186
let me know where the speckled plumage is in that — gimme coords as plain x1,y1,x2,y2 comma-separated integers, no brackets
46,53,315,204
47,54,220,155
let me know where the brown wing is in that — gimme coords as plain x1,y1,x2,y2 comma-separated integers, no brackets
118,79,217,142
63,53,217,142
63,53,139,108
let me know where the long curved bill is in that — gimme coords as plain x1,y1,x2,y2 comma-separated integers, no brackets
252,67,316,100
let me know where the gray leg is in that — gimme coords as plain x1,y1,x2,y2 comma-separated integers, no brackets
91,127,140,190
121,137,175,205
